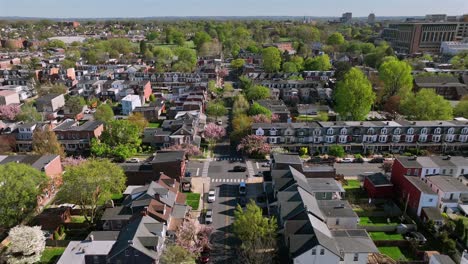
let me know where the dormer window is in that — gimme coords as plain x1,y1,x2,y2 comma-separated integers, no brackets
448,128,455,134
434,128,441,134
381,128,387,135
327,128,334,135
463,127,468,134
421,128,428,134
394,128,401,135
340,128,347,135
367,128,374,135
407,128,414,135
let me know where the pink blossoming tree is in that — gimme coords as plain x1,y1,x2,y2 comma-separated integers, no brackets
176,219,213,254
0,104,21,121
62,156,87,167
165,143,201,157
204,123,226,147
237,135,271,158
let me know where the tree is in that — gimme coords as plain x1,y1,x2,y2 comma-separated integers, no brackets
246,85,270,101
327,32,345,46
0,163,47,227
153,47,174,71
231,58,245,70
334,61,352,81
16,103,42,122
237,135,271,158
328,145,345,158
207,80,218,95
232,114,253,140
160,245,195,264
139,40,147,54
175,218,212,254
379,60,413,98
32,125,65,158
5,225,46,264
164,144,201,157
304,54,332,71
334,67,375,120
282,62,298,73
290,56,304,71
384,95,401,119
262,47,282,72
450,52,468,70
233,94,250,116
232,200,277,264
206,101,227,120
454,96,468,118
299,147,308,157
193,31,212,51
58,159,126,224
62,59,76,69
65,96,86,115
127,112,149,133
38,84,68,96
251,114,272,124
174,47,197,72
0,104,21,120
47,39,66,49
149,94,156,102
204,123,226,145
248,102,272,117
94,104,114,123
400,89,453,120
62,156,87,167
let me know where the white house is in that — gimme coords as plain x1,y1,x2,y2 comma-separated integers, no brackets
121,94,142,115
426,176,468,213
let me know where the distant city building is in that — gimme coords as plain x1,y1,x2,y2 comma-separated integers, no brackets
440,40,468,55
368,13,376,24
340,12,352,23
382,15,468,54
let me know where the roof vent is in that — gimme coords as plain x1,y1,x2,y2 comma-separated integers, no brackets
89,235,94,241
128,240,133,245
445,155,451,160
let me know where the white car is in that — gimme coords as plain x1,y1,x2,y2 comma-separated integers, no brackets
127,158,140,163
339,158,354,163
207,189,216,203
205,209,213,224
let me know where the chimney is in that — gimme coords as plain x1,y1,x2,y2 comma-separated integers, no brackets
445,155,451,160
142,206,148,216
89,235,94,241
128,240,133,245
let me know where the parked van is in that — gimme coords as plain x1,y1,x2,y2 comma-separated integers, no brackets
239,182,246,195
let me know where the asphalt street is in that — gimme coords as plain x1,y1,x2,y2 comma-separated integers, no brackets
334,162,384,177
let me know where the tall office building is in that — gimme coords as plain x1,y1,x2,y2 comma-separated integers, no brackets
340,12,352,23
368,13,376,24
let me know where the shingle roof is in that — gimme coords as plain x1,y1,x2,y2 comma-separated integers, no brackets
405,176,437,194
427,176,468,193
331,229,378,254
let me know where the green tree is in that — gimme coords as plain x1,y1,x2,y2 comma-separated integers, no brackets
231,114,253,142
174,47,197,72
65,96,86,115
206,101,227,120
450,52,468,70
327,32,345,45
139,40,147,54
160,245,195,264
149,94,156,102
193,31,212,51
282,62,298,73
379,60,413,98
38,84,68,96
335,68,375,120
233,200,277,264
58,159,126,224
401,89,453,120
62,59,76,69
233,94,250,116
304,54,332,71
231,58,245,70
299,147,308,157
262,47,282,72
0,163,47,227
94,104,114,123
17,103,42,122
47,39,66,49
334,61,352,81
32,125,65,158
454,97,468,118
127,112,149,133
246,85,271,101
153,47,174,71
248,102,272,117
290,56,304,71
328,145,345,158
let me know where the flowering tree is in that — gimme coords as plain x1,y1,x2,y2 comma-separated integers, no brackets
5,225,46,264
251,114,271,123
176,219,213,254
0,104,21,121
204,123,226,146
218,67,229,78
237,135,271,158
62,156,87,167
271,114,280,122
165,144,201,157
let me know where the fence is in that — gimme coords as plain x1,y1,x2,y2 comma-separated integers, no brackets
358,224,417,232
373,240,411,247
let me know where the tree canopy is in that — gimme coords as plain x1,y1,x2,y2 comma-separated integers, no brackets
248,102,272,117
206,101,228,119
401,89,453,120
65,96,86,115
262,47,282,72
94,104,114,123
58,159,126,224
32,125,65,158
246,85,271,101
5,225,46,264
334,67,375,120
379,59,413,99
454,97,468,118
304,54,332,71
0,163,47,227
327,32,345,46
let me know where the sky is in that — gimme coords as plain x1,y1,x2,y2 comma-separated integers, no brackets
1,0,467,18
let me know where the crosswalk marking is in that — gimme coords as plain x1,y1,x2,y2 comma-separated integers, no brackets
215,157,243,161
246,161,255,178
202,161,210,177
211,178,244,183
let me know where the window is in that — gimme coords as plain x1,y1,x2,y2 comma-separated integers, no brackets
429,198,433,202
450,169,453,174
448,127,455,134
407,169,411,175
340,128,347,135
445,135,454,142
434,127,441,134
421,128,428,134
406,135,414,142
354,253,359,261
367,128,374,135
462,127,468,134
326,136,334,143
256,128,264,136
327,128,334,135
379,135,387,143
419,135,427,142
407,128,414,135
442,169,446,175
462,169,465,175
312,249,316,255
432,135,441,142
269,137,277,144
335,218,340,225
394,128,401,135
322,193,327,199
339,136,347,143
381,128,387,134
320,249,325,255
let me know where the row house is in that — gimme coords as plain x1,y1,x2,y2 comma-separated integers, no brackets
53,120,104,152
35,93,65,118
414,75,468,100
251,120,468,153
257,99,291,122
73,79,105,98
259,80,330,104
16,122,49,152
150,72,213,87
132,99,165,122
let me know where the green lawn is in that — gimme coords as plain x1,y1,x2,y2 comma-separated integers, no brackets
111,193,124,200
70,215,86,223
370,232,404,241
186,192,201,210
378,246,414,261
148,122,161,128
344,179,361,189
40,247,66,264
359,216,398,226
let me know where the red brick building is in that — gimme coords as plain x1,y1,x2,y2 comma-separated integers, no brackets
363,173,394,199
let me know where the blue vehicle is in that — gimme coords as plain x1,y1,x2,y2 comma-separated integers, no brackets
239,182,246,195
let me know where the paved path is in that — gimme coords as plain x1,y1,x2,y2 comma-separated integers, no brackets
202,161,210,177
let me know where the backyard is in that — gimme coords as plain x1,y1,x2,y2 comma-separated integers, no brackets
147,122,161,128
185,192,201,210
40,247,65,264
359,216,399,226
344,179,361,189
369,232,404,241
378,246,414,261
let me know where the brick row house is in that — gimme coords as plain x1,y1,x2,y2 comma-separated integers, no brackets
251,120,468,153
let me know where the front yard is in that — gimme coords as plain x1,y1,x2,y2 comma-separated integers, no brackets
369,232,404,241
185,192,201,210
40,247,65,264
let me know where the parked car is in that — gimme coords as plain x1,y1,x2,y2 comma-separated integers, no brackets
353,158,364,163
239,182,247,195
207,189,216,203
199,247,211,263
405,232,427,244
205,209,213,224
369,157,385,163
233,166,247,172
261,163,270,167
254,171,263,177
127,158,140,163
339,158,354,163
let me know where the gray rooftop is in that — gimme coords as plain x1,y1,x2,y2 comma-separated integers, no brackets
151,151,185,163
405,176,437,195
431,254,456,264
427,176,468,193
366,173,393,187
317,200,358,218
273,153,304,165
331,229,378,254
422,207,444,222
57,240,115,264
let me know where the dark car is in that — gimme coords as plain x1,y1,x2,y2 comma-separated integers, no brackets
233,166,247,172
369,157,385,163
353,158,365,163
199,248,210,264
405,231,427,244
